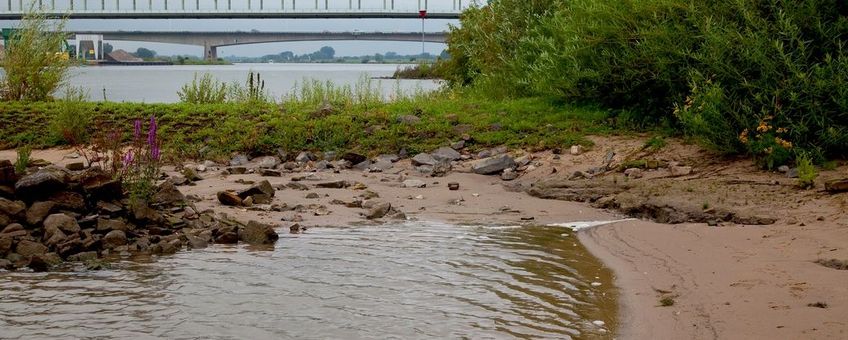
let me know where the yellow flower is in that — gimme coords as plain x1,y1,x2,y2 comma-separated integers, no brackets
776,127,788,134
775,137,793,149
738,129,749,144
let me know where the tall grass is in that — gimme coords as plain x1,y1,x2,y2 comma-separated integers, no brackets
177,73,227,104
1,5,70,101
50,86,92,144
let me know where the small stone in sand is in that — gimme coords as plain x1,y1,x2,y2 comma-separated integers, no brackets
448,182,460,191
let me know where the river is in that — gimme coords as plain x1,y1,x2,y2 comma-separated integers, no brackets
64,63,441,103
0,223,616,339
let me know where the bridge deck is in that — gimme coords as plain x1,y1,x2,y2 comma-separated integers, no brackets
0,11,461,20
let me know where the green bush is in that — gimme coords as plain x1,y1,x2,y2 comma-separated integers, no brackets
178,73,227,104
14,145,30,175
1,6,70,101
50,86,92,144
444,0,848,160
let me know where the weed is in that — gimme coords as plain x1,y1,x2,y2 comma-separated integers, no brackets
178,73,227,104
50,86,92,144
14,145,31,175
644,136,667,151
796,152,818,189
659,296,675,307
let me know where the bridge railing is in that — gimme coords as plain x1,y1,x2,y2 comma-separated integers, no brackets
1,0,475,13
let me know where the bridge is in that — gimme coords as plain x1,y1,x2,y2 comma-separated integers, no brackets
75,30,448,60
0,0,467,19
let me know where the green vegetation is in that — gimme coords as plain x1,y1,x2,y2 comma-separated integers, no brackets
50,86,92,144
0,88,611,161
444,0,848,162
14,145,30,175
391,63,447,79
796,152,818,189
659,296,675,307
178,74,228,104
0,7,69,101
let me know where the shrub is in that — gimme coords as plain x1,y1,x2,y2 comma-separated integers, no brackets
119,116,161,202
796,151,818,189
50,86,92,144
178,73,227,104
228,71,271,104
1,6,69,101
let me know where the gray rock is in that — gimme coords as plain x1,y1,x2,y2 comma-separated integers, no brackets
296,151,316,163
777,165,790,173
16,239,48,257
377,154,400,163
501,169,519,181
670,166,693,177
238,180,276,199
786,167,799,178
369,160,393,172
352,160,372,171
314,160,331,170
451,140,465,150
472,155,516,175
151,181,186,205
97,218,131,232
242,196,254,207
186,235,208,249
260,169,282,177
366,202,392,219
431,147,462,162
306,192,320,199
412,153,437,166
316,180,350,189
103,230,128,249
342,152,367,165
624,168,644,179
239,221,280,245
67,251,98,262
14,167,70,200
515,156,532,167
254,156,281,169
402,179,427,188
230,154,249,166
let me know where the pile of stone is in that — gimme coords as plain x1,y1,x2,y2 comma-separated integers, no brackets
0,160,279,272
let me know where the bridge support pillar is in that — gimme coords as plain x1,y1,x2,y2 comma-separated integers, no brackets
204,44,218,61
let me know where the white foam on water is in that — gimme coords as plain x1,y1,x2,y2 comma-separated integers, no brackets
548,219,635,231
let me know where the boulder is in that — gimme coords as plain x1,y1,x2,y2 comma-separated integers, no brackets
1,223,24,235
0,237,11,256
215,232,239,244
501,169,519,181
0,159,16,185
368,160,394,172
825,179,848,193
186,235,208,249
44,229,68,248
366,202,392,219
295,151,317,163
152,181,186,205
16,239,48,257
102,230,128,249
570,145,584,155
670,166,693,177
254,156,281,169
26,201,56,226
28,253,61,272
96,218,131,232
49,191,86,211
43,213,80,238
472,155,516,175
412,153,437,166
431,147,461,162
252,194,273,205
14,167,69,200
182,167,203,182
239,221,280,245
66,251,98,262
238,180,275,199
0,198,25,217
451,140,465,150
230,154,249,166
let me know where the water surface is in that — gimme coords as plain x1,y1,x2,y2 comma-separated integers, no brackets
63,63,440,103
0,223,616,339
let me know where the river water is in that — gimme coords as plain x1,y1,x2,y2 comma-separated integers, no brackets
64,63,441,103
0,223,616,339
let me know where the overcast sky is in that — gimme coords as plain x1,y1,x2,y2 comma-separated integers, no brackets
3,0,486,57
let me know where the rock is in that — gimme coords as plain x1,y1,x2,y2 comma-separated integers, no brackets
152,181,186,205
27,253,60,272
26,201,56,225
182,167,203,181
732,215,776,225
0,237,11,256
0,159,18,185
43,213,80,238
80,172,122,201
242,196,254,207
412,153,438,166
160,239,183,254
239,221,279,245
825,179,848,193
217,191,242,206
290,223,303,234
16,239,48,257
0,197,26,217
230,154,249,166
448,182,460,191
501,169,519,181
252,194,272,205
260,169,282,177
186,235,208,249
366,202,392,219
316,180,350,189
397,114,421,124
670,166,693,177
402,179,427,188
254,156,281,169
305,192,320,199
369,160,393,172
238,180,275,199
67,251,98,262
14,167,70,200
102,230,128,249
128,201,163,224
377,154,400,163
48,191,86,211
451,140,465,150
229,166,248,175
431,147,462,162
215,231,239,244
287,182,309,191
96,218,131,233
624,168,644,179
570,145,583,155
296,151,316,163
786,167,799,178
66,162,85,171
515,156,532,167
342,152,367,165
44,229,68,248
777,165,790,173
472,155,516,175
352,160,372,171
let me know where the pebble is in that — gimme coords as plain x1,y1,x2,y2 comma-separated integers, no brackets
591,282,602,287
592,320,606,327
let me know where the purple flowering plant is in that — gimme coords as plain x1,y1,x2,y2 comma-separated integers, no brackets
119,115,162,201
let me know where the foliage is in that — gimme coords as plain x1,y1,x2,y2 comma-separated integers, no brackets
119,116,161,202
227,71,271,104
49,86,92,144
178,73,228,104
444,0,848,160
392,62,447,79
14,145,30,175
0,5,70,101
134,47,157,59
796,151,818,189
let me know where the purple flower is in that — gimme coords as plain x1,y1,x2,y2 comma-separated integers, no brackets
134,119,142,140
150,143,160,161
147,115,157,147
123,150,134,166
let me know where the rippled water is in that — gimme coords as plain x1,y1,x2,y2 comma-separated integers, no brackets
0,223,616,339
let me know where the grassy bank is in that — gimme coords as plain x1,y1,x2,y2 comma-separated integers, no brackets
0,92,614,162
